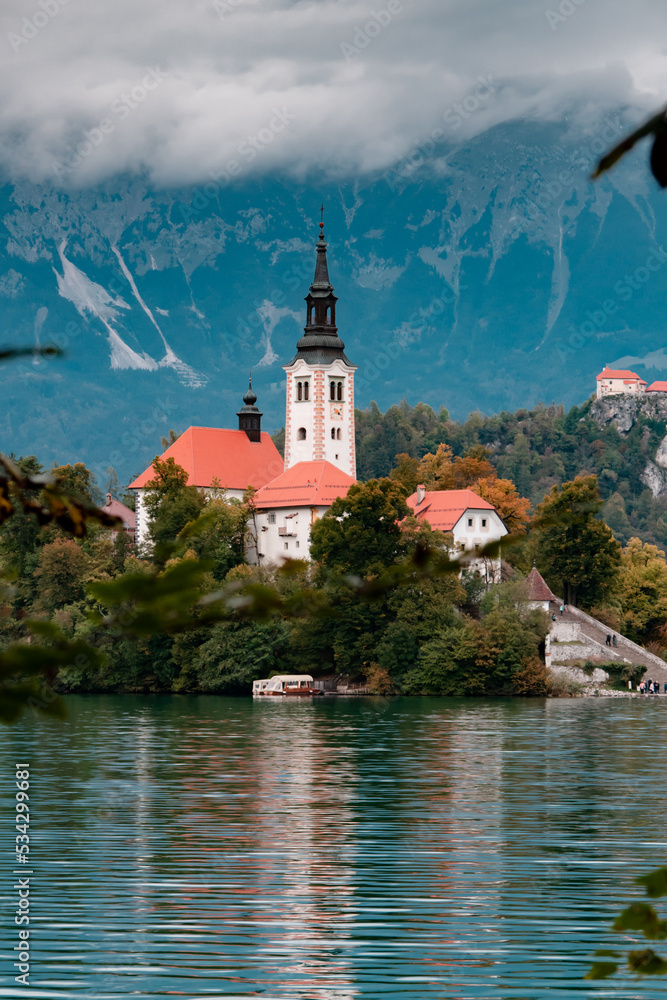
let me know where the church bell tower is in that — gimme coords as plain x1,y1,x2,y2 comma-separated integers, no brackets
283,217,357,478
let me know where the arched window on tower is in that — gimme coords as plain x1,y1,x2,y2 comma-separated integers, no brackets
310,305,315,325
326,306,331,324
331,428,336,439
337,381,343,401
297,427,307,441
336,428,342,440
297,382,302,401
329,381,336,401
303,381,309,401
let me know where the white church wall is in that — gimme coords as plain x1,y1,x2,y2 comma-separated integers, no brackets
249,505,328,565
284,359,356,479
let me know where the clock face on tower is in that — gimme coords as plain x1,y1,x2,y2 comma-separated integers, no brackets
330,404,343,420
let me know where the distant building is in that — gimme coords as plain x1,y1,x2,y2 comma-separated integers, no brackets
524,566,557,612
645,381,667,393
405,486,508,583
596,366,646,398
101,493,136,544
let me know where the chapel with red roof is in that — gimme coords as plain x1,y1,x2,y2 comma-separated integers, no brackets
130,219,360,559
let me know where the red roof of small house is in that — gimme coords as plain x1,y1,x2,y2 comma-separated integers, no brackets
525,566,557,603
596,367,641,381
101,495,136,530
646,381,667,392
406,488,498,532
129,427,284,491
252,461,356,509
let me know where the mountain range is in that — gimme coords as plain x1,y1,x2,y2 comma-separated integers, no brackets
2,111,667,488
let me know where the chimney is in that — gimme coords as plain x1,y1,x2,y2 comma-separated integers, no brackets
106,492,112,506
416,484,425,504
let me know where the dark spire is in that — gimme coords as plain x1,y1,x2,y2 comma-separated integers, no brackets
243,373,257,406
237,375,262,442
288,215,352,366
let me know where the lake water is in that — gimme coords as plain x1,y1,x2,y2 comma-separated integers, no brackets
1,695,667,998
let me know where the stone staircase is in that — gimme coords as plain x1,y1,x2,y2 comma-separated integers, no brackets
549,600,667,688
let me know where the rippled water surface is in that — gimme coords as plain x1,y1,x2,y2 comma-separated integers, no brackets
2,695,667,998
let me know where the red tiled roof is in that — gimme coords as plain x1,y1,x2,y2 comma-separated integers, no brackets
253,461,356,508
101,497,136,529
129,427,284,490
525,566,557,603
596,367,641,381
646,381,667,392
406,488,496,532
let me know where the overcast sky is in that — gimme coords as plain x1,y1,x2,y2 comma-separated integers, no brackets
2,0,666,187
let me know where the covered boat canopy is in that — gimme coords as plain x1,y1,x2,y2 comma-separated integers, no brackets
269,675,314,684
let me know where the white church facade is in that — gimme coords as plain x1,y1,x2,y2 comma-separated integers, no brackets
130,218,509,567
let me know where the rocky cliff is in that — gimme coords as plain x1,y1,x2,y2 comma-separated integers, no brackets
591,394,667,498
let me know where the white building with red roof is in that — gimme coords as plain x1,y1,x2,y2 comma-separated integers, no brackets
249,460,357,562
406,486,508,582
596,366,646,398
130,221,358,553
130,381,284,546
645,381,667,393
100,493,136,544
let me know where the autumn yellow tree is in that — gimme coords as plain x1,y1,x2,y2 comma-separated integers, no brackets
469,477,532,535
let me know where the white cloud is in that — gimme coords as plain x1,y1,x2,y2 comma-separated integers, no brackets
0,0,665,187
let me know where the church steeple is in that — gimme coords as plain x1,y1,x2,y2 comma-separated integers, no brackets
237,375,262,442
288,216,352,366
283,213,357,480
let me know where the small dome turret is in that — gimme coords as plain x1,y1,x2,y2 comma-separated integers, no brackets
237,375,263,442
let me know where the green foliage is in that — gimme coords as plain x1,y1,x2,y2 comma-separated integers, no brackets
587,866,667,980
310,478,409,577
354,399,667,551
142,455,205,554
535,476,621,608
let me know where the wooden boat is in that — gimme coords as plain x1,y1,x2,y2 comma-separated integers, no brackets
252,679,271,697
258,674,314,696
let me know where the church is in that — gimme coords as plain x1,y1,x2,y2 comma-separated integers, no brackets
131,218,507,567
131,219,358,558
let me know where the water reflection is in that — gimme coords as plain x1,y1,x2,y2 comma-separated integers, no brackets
1,696,666,998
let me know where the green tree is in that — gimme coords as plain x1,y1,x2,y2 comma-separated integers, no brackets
536,476,621,607
178,497,249,581
33,538,91,614
143,456,204,552
51,462,98,503
309,478,409,578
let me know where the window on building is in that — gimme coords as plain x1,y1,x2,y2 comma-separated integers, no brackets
284,542,289,550
268,513,276,524
297,382,302,401
481,518,487,527
331,428,336,439
297,427,306,440
337,381,343,401
303,381,309,401
336,428,342,440
296,541,300,548
467,517,473,527
335,453,339,460
330,381,336,401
